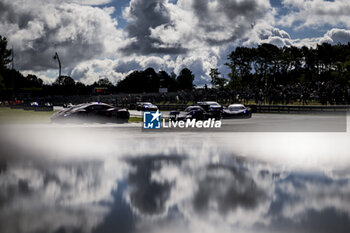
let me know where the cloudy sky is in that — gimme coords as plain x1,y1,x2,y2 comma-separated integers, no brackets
1,0,350,85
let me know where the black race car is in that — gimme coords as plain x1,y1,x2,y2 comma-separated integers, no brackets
221,104,252,119
172,106,212,121
51,102,130,123
136,102,158,111
196,101,222,120
63,103,74,108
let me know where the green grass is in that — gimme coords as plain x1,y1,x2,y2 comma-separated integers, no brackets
0,107,56,124
128,116,142,123
0,107,143,124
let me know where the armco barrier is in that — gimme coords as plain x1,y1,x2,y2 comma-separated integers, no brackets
247,105,350,113
147,104,350,113
100,103,350,113
34,106,54,112
118,104,188,111
10,105,25,109
157,104,188,111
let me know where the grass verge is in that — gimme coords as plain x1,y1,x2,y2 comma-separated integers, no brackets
0,107,143,124
129,116,142,123
0,107,55,124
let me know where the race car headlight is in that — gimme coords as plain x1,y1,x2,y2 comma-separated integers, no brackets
243,110,247,114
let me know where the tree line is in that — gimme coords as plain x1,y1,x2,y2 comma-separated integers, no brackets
225,43,350,89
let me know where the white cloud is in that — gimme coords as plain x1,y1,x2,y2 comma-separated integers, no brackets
321,28,350,44
69,52,219,85
116,0,273,84
243,23,292,47
279,0,350,29
72,0,113,5
0,0,125,72
243,25,350,48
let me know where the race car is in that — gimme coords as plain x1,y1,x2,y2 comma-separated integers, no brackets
136,102,158,111
196,101,222,120
221,104,252,119
171,105,215,121
51,102,130,123
63,103,74,108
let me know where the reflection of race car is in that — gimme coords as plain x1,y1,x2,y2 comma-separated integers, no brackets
51,102,129,123
221,104,252,119
196,101,222,120
136,102,158,111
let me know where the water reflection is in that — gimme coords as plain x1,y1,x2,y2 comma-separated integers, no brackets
0,127,350,233
0,155,125,233
125,156,184,216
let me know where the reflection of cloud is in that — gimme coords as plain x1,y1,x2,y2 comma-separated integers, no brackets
1,125,350,233
124,156,184,217
277,173,350,221
131,157,277,233
129,153,350,233
193,164,266,214
0,157,126,233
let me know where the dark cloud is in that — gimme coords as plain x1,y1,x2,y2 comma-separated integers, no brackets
121,0,187,55
0,1,33,29
191,0,270,45
114,60,143,73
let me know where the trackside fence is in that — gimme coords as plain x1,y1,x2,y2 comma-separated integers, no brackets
120,104,350,113
247,105,350,113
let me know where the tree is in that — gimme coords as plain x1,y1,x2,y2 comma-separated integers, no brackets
209,68,220,87
144,67,159,92
0,36,12,90
26,74,43,87
53,76,76,86
226,46,255,89
209,68,227,89
177,68,194,90
52,76,76,95
0,36,12,71
94,78,113,87
117,71,141,93
158,70,178,91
